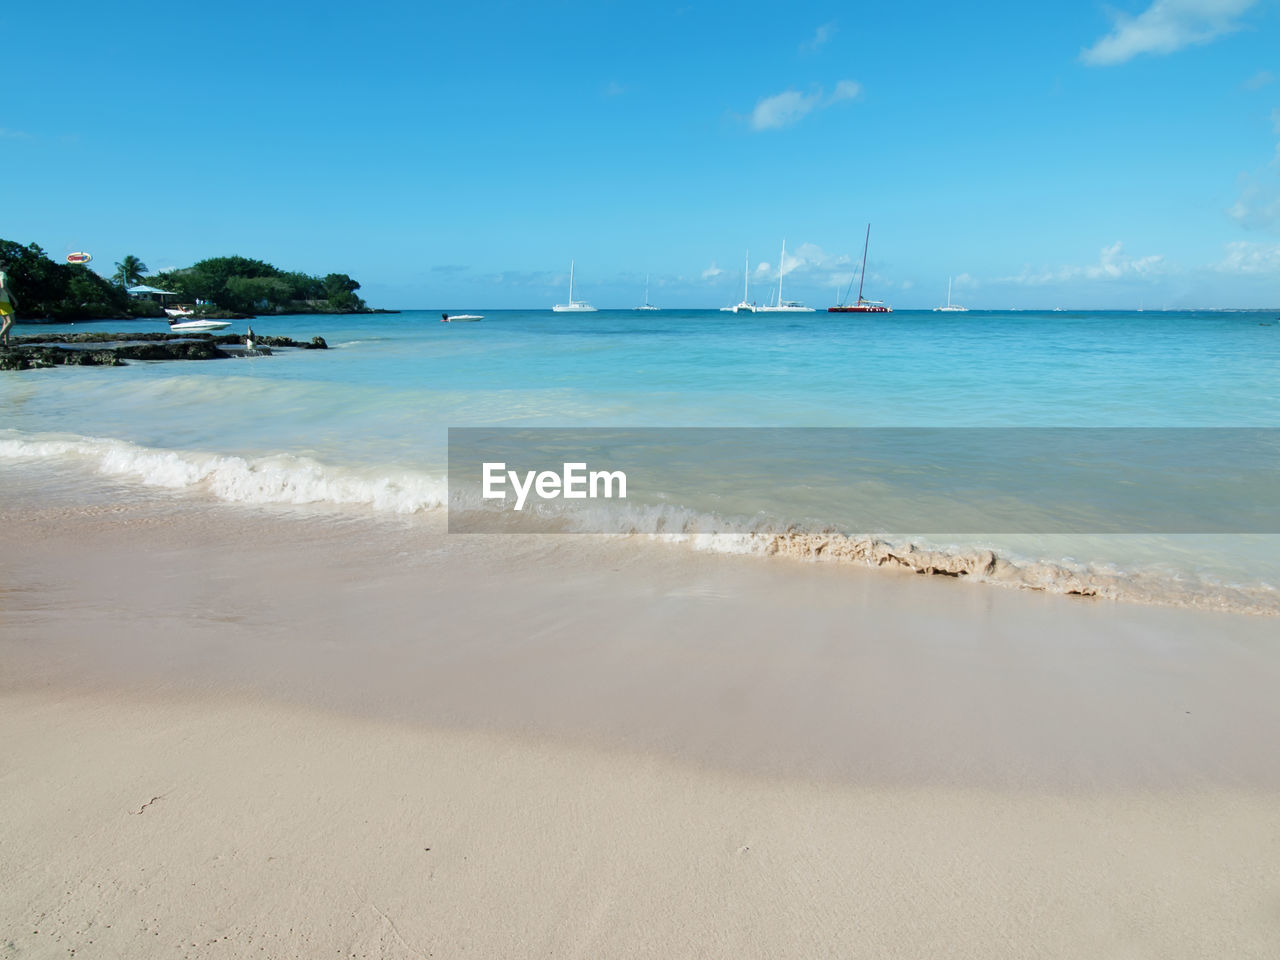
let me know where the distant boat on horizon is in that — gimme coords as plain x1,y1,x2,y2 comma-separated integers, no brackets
635,274,659,311
552,260,597,312
934,277,968,312
758,240,815,312
720,250,758,313
828,224,892,313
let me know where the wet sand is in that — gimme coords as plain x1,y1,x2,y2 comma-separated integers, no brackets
2,490,1279,957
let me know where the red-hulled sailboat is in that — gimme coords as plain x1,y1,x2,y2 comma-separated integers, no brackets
828,223,892,313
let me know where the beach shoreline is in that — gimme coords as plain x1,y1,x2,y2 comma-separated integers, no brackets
3,484,1280,955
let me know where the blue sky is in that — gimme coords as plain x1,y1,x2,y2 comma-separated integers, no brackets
4,1,1279,309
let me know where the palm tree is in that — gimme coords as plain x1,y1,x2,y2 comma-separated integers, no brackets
112,254,149,287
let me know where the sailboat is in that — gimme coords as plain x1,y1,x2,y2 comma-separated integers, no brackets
552,260,597,312
719,250,757,313
828,224,892,313
635,274,659,311
934,277,968,312
757,240,815,312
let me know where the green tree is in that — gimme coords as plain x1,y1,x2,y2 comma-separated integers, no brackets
0,238,131,319
322,273,364,310
112,254,149,287
224,276,294,313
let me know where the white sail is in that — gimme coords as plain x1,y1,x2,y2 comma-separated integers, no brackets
553,260,598,312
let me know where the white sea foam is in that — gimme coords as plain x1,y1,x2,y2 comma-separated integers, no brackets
4,430,1275,615
449,493,1280,615
0,433,447,514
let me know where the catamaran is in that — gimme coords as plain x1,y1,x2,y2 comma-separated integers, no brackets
758,239,815,312
552,260,597,312
828,224,892,313
720,251,757,313
635,274,659,311
934,277,968,312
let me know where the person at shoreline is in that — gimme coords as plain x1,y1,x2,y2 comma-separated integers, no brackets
0,263,17,347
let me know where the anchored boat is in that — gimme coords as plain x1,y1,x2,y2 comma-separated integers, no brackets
828,224,892,313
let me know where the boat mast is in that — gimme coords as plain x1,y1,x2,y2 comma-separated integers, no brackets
778,239,786,306
569,260,575,304
947,276,952,307
744,250,749,304
856,224,870,306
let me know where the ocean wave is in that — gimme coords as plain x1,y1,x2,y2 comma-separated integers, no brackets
449,496,1280,615
0,433,447,513
4,431,1275,615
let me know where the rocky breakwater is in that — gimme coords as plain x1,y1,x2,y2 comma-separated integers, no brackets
1,332,327,371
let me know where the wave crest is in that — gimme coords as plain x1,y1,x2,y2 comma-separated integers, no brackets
0,433,447,513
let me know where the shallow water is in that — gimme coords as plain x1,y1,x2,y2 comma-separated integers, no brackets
2,308,1277,610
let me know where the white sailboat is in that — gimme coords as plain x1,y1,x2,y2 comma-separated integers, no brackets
757,239,815,312
552,260,597,312
935,277,968,312
635,274,659,311
720,250,757,313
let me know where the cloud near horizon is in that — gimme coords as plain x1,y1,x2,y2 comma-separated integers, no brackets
999,242,1165,285
1227,110,1280,228
1216,240,1280,273
1080,0,1257,66
748,80,861,131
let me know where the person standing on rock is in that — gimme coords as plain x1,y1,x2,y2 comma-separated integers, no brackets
0,263,17,348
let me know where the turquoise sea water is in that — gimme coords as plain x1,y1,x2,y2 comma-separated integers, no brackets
2,309,1278,610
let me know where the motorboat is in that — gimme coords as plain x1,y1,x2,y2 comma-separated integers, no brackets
168,318,232,332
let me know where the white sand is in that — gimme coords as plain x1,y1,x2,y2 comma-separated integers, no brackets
2,492,1279,956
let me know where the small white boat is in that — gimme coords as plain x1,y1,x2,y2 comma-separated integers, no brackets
164,305,195,318
720,250,758,313
635,274,659,311
169,318,231,332
757,240,815,312
552,260,597,312
442,313,484,322
934,277,968,312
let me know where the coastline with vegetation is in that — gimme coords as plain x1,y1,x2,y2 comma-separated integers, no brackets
0,238,394,323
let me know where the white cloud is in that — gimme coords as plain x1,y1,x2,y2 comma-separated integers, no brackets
1081,0,1258,66
829,80,861,103
1216,241,1280,273
701,262,724,281
999,242,1165,285
748,80,861,131
1227,113,1280,227
0,127,31,139
1228,175,1280,227
1243,69,1274,90
801,22,836,54
603,81,625,98
741,242,864,290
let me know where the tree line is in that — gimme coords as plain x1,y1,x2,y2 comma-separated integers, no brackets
0,238,367,320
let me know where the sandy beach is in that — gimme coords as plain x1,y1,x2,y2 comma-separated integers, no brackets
3,483,1279,957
